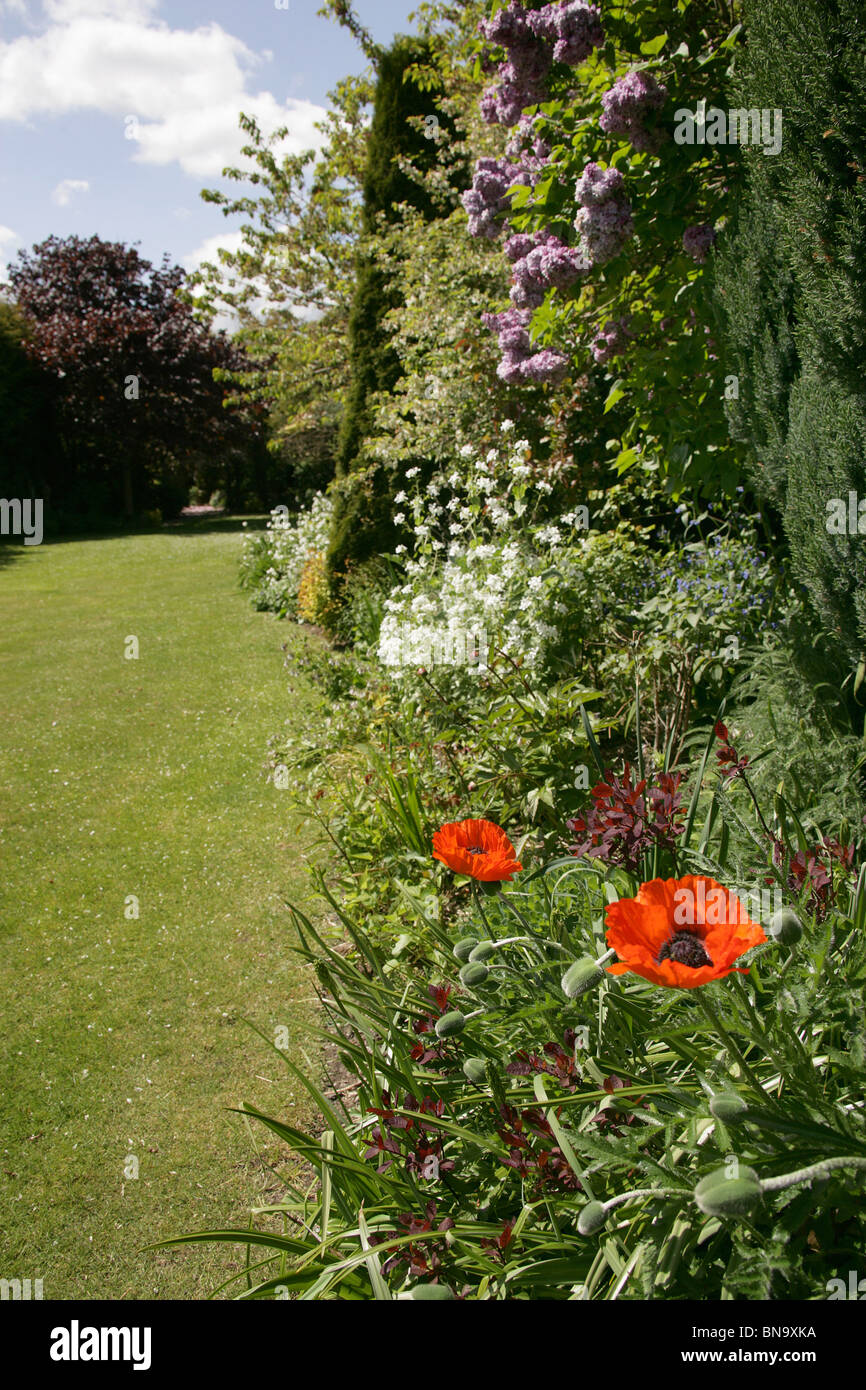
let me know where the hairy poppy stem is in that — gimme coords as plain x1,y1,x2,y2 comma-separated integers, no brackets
730,975,791,1086
470,881,496,939
495,884,539,937
694,990,772,1107
603,1186,687,1214
760,1156,866,1193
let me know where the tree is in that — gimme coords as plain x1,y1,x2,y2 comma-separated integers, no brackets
188,76,373,507
8,235,253,520
0,300,58,500
325,34,453,594
714,0,866,667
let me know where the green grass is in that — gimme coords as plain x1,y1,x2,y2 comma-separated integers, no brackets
0,519,325,1299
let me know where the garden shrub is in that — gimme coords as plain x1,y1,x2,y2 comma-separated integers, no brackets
240,494,334,618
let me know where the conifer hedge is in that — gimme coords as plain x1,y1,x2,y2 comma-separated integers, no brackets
326,36,445,598
714,0,866,666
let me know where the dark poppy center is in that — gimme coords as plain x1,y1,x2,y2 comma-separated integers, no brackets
657,930,713,969
466,846,485,855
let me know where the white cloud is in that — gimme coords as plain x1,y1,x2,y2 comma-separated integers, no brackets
0,5,327,176
42,1,159,18
51,176,89,205
182,230,246,334
182,229,245,279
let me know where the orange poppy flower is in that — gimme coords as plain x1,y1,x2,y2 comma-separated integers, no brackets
605,875,767,989
432,818,523,882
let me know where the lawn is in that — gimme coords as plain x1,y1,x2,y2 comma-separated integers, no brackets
0,519,323,1299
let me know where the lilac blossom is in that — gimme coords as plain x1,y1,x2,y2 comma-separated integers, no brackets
590,317,632,364
485,306,568,386
527,1,605,66
482,60,550,126
575,161,626,206
477,4,605,125
504,232,537,262
599,70,668,152
520,349,569,383
461,157,516,238
484,307,533,355
573,163,634,266
683,223,716,263
479,3,531,49
505,115,552,183
507,230,587,308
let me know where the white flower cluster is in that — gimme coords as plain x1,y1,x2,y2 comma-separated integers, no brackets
242,493,333,617
377,435,583,678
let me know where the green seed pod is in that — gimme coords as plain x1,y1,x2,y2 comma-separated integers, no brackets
462,1056,488,1084
459,960,490,987
769,908,803,946
406,1284,455,1300
694,1165,763,1218
453,936,479,962
709,1092,749,1125
577,1201,607,1236
468,940,497,962
435,1010,467,1038
561,957,604,1000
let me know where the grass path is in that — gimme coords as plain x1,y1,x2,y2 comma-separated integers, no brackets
0,521,322,1299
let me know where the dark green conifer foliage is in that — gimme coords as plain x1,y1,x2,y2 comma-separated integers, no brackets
327,36,445,595
714,0,866,664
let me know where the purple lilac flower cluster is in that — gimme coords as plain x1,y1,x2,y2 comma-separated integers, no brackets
590,316,632,364
479,1,604,126
461,156,521,239
683,223,716,264
599,69,668,152
573,162,634,266
527,0,605,66
505,114,553,182
482,307,569,385
508,230,587,308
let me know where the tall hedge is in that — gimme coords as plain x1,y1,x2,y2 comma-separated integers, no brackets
326,36,445,595
714,0,866,666
0,301,56,500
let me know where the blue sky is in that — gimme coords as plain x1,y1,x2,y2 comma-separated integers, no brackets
0,0,421,285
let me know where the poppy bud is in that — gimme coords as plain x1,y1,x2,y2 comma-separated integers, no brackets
406,1283,455,1299
561,957,604,999
577,1201,607,1235
435,1010,467,1037
694,1165,762,1217
709,1092,749,1125
462,1056,488,1083
453,936,480,961
468,940,497,962
459,960,490,987
768,908,803,946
